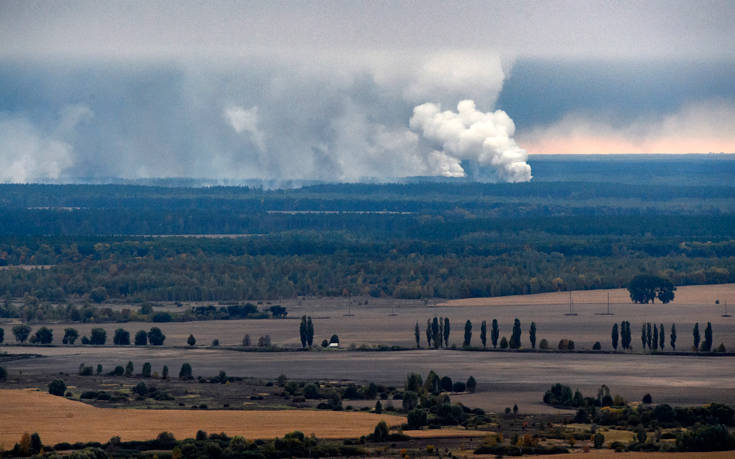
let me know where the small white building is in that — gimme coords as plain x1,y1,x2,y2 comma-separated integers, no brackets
328,342,340,348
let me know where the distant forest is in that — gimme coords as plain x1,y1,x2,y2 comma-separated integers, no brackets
0,157,733,303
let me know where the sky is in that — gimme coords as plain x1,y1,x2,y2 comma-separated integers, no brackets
0,0,734,183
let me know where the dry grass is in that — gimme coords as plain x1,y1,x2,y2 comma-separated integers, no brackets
0,389,405,446
439,283,735,307
530,452,735,459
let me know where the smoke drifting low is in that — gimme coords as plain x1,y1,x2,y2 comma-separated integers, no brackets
0,53,532,184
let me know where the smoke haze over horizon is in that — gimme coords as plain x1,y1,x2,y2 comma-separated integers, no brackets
0,1,734,183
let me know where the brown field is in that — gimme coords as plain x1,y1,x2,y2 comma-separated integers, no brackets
0,389,406,446
530,453,735,459
439,283,735,307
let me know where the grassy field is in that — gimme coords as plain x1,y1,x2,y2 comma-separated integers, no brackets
0,389,406,446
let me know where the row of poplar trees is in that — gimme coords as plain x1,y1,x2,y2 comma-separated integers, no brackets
414,317,537,349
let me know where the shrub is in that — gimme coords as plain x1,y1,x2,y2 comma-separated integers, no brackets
89,328,106,345
113,328,130,345
593,341,601,350
147,327,166,346
499,336,508,349
78,364,93,376
439,376,453,392
329,334,339,344
242,334,251,346
134,382,147,396
111,365,125,376
0,366,6,381
142,362,152,378
30,326,53,344
125,361,134,376
48,379,66,396
89,287,108,303
134,330,148,346
212,339,220,346
539,339,549,349
642,393,653,404
179,363,193,379
593,432,605,449
407,408,428,428
187,334,196,346
303,384,320,399
152,312,172,322
452,381,466,392
466,376,477,393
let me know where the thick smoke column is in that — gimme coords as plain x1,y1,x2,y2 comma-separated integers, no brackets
410,100,532,182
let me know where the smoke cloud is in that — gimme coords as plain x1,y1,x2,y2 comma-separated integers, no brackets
410,100,532,182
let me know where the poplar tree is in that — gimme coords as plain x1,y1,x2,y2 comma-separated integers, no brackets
463,320,472,347
491,319,499,348
652,325,658,350
702,322,712,352
480,320,487,349
659,324,665,350
426,318,432,347
641,324,647,350
510,318,522,349
611,323,619,350
443,318,450,347
670,323,677,350
414,322,420,348
529,322,537,349
693,323,700,350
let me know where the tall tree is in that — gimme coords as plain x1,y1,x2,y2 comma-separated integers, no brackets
463,320,472,347
670,323,677,350
646,323,653,349
693,323,700,350
12,324,31,343
529,321,537,349
510,318,522,349
480,320,487,349
438,317,444,347
443,318,450,347
659,324,665,350
702,322,713,352
299,316,307,348
652,325,658,350
491,319,499,348
640,323,647,350
306,317,314,347
426,318,432,348
611,323,619,351
414,322,420,348
431,317,440,349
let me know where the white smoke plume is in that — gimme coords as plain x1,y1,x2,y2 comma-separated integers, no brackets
409,100,532,182
224,105,266,152
0,104,92,183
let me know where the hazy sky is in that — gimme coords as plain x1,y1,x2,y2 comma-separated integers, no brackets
1,0,734,182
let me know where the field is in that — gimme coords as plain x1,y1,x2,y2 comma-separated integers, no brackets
0,389,406,446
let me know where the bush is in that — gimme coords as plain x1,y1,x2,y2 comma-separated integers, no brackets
187,334,196,346
179,363,193,379
452,381,466,392
134,330,148,346
147,327,166,346
212,339,220,346
142,362,152,378
539,339,549,349
0,366,6,381
134,382,147,396
113,328,130,345
593,432,605,449
89,328,106,345
558,339,575,350
466,376,477,393
593,341,601,350
111,365,124,376
63,328,79,344
407,408,428,428
303,384,320,399
642,393,653,404
152,312,172,322
677,424,735,451
499,336,508,349
48,379,66,396
30,326,53,344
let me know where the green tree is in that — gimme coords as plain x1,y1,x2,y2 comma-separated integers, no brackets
0,327,3,344
611,323,619,350
510,318,521,349
641,324,647,350
439,375,453,392
431,317,440,349
125,361,134,377
405,373,423,393
187,334,196,346
12,324,31,343
113,328,130,345
652,324,659,350
134,330,148,346
500,336,508,349
147,327,166,345
372,420,389,442
299,316,308,348
306,317,314,347
90,328,106,345
179,362,193,379
702,322,713,352
425,318,432,347
693,323,700,350
628,274,676,304
0,366,7,381
659,324,665,350
646,322,653,349
89,287,108,303
142,362,152,378
62,328,79,344
414,322,420,348
30,326,53,344
407,408,427,428
463,320,472,347
48,378,66,396
670,323,677,350
491,319,499,348
466,376,477,393
162,365,169,379
443,317,450,347
480,320,487,349
529,321,537,349
402,391,419,411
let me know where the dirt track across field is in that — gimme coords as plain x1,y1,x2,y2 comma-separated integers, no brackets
0,389,405,446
